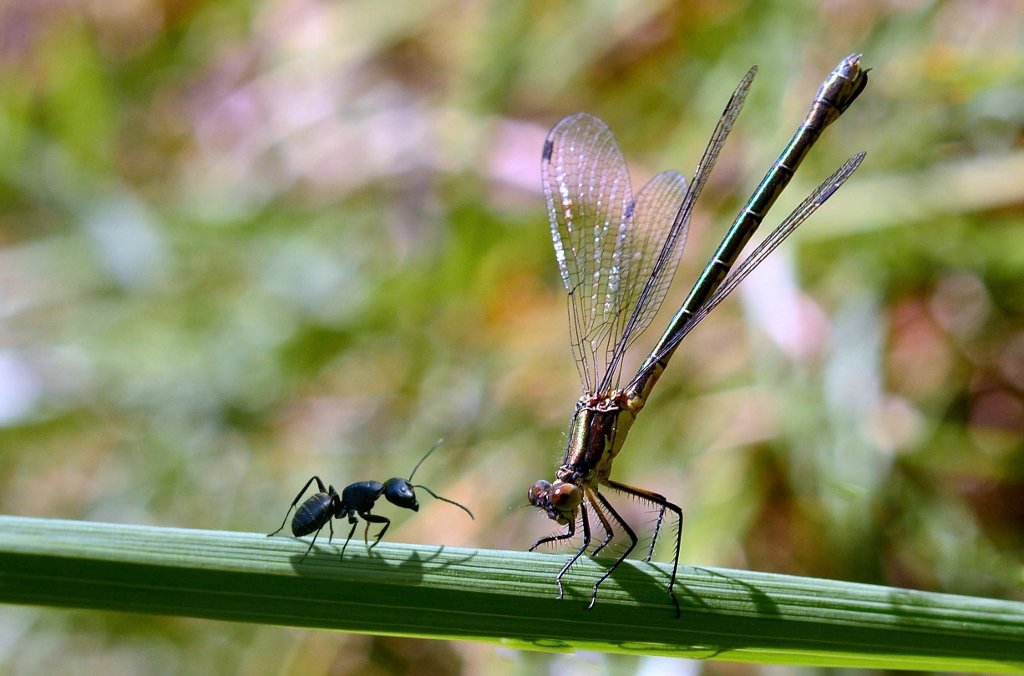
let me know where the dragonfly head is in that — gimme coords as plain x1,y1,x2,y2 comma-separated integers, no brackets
528,479,581,525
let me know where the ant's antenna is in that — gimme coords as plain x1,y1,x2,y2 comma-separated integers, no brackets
406,439,475,520
407,438,444,481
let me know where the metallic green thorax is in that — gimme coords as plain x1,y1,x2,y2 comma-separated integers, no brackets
556,391,642,488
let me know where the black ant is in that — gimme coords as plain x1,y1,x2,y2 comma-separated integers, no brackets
268,440,473,558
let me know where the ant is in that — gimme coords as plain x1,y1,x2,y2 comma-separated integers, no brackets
268,440,474,558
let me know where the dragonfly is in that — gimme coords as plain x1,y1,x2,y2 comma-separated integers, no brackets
269,440,474,558
527,54,869,616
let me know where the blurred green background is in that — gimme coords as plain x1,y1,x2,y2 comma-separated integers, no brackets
1,1,1021,674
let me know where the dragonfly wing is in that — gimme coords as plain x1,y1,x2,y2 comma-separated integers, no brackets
542,113,634,394
600,170,688,388
601,66,757,391
630,151,867,386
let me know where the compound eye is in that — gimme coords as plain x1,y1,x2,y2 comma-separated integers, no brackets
528,480,551,506
550,483,581,511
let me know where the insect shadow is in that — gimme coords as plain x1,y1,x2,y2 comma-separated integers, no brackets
268,440,474,559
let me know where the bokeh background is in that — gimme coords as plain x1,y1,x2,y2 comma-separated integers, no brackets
1,1,1022,674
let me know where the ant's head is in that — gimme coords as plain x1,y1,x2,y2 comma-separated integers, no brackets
382,478,419,512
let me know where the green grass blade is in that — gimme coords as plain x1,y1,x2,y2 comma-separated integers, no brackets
0,515,1021,671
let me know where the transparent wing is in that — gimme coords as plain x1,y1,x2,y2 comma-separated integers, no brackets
628,151,867,392
599,65,757,392
598,170,688,389
542,113,634,394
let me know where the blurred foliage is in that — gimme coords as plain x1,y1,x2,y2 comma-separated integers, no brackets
0,0,1022,674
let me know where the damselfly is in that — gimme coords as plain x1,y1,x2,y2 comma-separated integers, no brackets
270,440,474,558
528,54,869,615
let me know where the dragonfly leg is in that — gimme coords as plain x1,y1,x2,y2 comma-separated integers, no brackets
589,496,616,558
647,503,667,562
528,517,578,551
607,479,683,618
588,489,637,610
553,505,592,601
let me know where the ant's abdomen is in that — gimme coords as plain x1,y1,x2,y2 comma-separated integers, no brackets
291,493,335,536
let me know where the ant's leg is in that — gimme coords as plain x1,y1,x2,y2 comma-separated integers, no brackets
339,516,359,559
362,513,391,549
300,525,323,561
268,476,328,537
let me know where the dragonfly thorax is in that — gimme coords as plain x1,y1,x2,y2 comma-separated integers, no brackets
563,396,638,482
